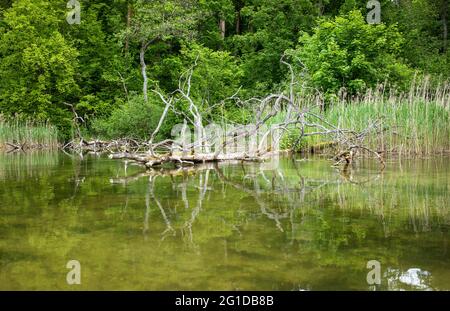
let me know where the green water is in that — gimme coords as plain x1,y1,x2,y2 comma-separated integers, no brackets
0,152,449,290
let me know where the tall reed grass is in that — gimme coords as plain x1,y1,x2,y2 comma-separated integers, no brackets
299,77,450,155
0,118,59,150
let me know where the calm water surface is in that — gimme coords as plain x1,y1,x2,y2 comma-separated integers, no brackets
0,152,449,290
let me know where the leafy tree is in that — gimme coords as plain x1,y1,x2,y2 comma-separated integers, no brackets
227,0,318,92
383,0,449,77
197,0,235,49
156,43,243,104
0,0,12,14
321,0,450,78
149,43,248,130
294,10,412,96
62,0,131,118
0,0,449,141
91,94,173,140
128,0,199,103
0,0,79,133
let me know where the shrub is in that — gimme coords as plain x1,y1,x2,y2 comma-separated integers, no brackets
91,94,177,141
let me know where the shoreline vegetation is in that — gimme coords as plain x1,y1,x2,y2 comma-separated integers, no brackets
1,78,449,160
1,3,449,163
301,79,450,156
0,119,59,151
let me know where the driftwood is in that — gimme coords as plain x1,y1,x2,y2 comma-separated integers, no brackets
6,142,25,152
109,151,269,168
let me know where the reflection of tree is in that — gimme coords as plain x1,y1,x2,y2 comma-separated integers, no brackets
144,175,175,240
106,156,450,291
214,163,291,232
1,152,448,290
110,160,384,242
112,165,213,248
181,170,210,251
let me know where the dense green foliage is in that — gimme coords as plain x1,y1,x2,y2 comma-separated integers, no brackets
294,10,412,94
0,0,449,142
0,1,79,124
91,94,172,140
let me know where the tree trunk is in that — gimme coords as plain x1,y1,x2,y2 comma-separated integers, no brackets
125,3,132,53
317,0,323,16
140,43,148,103
219,19,226,39
235,11,240,34
443,0,449,52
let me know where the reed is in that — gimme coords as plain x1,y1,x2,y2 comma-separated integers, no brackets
300,77,450,155
0,118,60,150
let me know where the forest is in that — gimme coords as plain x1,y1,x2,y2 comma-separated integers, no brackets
0,0,449,159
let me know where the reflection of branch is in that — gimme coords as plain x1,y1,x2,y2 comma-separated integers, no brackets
213,164,291,232
109,167,200,184
143,177,150,235
182,170,210,250
179,176,189,209
212,162,380,232
338,165,381,185
113,160,384,242
151,176,176,240
109,162,229,184
142,175,176,240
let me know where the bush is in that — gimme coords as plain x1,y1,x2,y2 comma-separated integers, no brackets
91,94,177,141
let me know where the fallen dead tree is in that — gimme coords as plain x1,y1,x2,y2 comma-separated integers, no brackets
63,138,144,153
103,58,386,170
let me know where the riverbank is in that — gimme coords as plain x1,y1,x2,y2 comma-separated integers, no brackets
1,96,449,157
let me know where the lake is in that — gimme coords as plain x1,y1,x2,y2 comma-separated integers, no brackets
0,152,449,290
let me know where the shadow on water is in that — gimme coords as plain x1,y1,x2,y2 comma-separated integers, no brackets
0,152,449,290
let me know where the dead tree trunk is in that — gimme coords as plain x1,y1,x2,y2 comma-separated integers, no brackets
219,19,226,40
140,42,149,103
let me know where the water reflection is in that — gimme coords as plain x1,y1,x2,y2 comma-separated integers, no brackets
0,152,449,290
385,268,433,291
109,157,448,239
